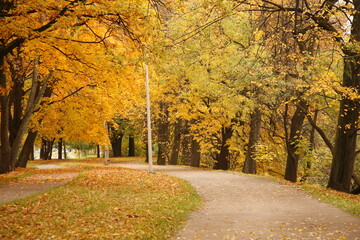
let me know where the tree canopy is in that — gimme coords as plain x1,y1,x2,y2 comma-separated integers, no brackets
1,0,359,193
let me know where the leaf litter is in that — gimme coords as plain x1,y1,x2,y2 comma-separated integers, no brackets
0,165,201,240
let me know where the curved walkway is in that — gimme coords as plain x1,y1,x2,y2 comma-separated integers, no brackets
115,163,360,240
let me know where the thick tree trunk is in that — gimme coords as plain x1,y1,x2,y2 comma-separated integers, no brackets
110,133,123,157
214,126,233,170
1,56,52,173
0,54,12,173
47,139,54,160
30,146,34,161
169,119,182,165
157,105,169,165
58,138,63,160
190,138,201,167
180,121,192,165
9,76,24,146
97,144,100,158
10,58,51,168
40,138,54,160
112,136,123,157
128,135,135,156
40,139,45,160
17,131,38,168
328,4,360,192
243,108,261,174
328,72,359,192
284,100,308,182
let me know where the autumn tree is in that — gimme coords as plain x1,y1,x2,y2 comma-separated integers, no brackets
242,0,360,192
0,0,161,173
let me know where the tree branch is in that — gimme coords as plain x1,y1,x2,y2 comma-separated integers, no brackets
306,113,334,156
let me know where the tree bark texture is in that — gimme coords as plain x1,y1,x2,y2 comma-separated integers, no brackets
180,120,192,165
97,144,100,158
110,128,123,157
284,100,308,182
0,54,12,173
328,1,360,192
58,138,63,159
128,135,135,156
170,119,182,165
243,108,261,174
213,126,233,170
190,138,201,167
157,104,170,165
17,131,38,167
40,138,54,160
0,55,52,173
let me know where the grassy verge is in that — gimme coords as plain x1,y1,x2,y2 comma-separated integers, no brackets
235,172,360,217
0,168,202,240
259,174,360,217
300,183,360,217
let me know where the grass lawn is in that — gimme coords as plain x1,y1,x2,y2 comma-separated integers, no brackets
0,164,202,239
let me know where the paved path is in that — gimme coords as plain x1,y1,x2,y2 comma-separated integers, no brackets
0,164,77,204
115,163,360,240
0,181,66,204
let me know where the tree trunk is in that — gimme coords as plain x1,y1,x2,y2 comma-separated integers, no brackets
157,105,170,165
169,119,182,165
328,67,360,191
0,56,52,173
214,125,233,170
0,54,12,173
243,108,261,174
180,121,192,165
63,141,67,159
9,74,24,147
301,110,318,182
104,146,110,165
284,100,308,182
190,138,201,167
40,139,46,160
17,131,38,168
10,58,51,168
58,138,63,160
40,138,54,160
97,144,100,158
128,135,135,156
327,0,360,193
110,133,123,157
30,146,34,161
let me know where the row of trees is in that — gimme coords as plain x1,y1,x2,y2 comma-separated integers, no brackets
0,0,359,193
144,0,359,193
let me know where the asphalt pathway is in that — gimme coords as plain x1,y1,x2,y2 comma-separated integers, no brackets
115,163,360,240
